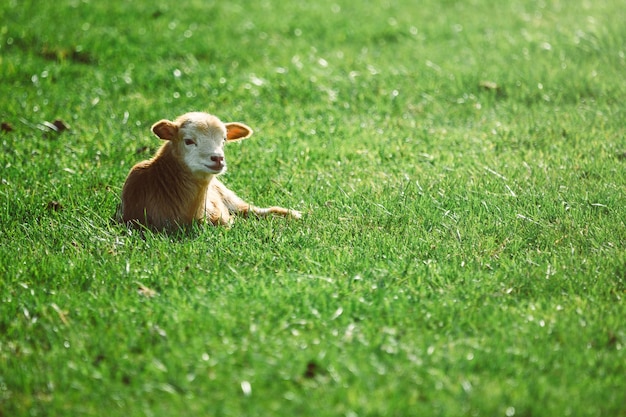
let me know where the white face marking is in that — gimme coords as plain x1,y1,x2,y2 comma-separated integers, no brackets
177,113,228,177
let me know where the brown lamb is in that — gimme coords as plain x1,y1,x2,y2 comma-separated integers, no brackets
119,112,301,231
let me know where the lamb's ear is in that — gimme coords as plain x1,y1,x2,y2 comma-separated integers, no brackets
225,122,253,141
151,120,178,141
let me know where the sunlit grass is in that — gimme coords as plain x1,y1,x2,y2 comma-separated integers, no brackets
1,0,625,416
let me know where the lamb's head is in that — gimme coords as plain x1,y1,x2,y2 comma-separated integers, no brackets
151,112,253,178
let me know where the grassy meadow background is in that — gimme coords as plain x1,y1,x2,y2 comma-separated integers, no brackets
1,0,625,415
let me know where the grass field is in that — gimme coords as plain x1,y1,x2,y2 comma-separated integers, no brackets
1,0,625,416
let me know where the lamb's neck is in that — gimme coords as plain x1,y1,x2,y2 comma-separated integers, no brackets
152,144,213,217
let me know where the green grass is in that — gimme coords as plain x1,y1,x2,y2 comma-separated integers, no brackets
1,0,625,416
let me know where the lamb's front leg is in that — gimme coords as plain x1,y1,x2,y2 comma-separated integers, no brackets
212,179,302,220
205,183,234,226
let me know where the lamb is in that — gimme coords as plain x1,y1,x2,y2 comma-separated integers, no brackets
118,111,301,231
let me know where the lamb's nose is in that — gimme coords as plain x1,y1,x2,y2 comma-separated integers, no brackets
211,155,224,164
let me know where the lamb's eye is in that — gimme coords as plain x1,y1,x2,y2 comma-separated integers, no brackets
184,139,196,146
